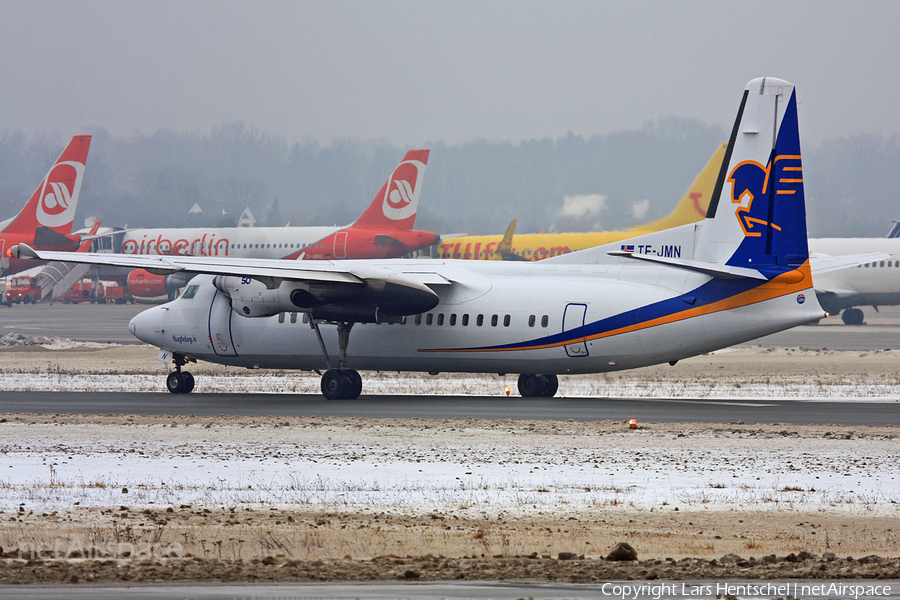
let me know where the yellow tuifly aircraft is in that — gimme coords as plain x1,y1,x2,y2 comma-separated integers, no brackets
435,142,727,261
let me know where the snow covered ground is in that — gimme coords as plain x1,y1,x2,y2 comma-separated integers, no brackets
1,335,898,521
0,418,896,518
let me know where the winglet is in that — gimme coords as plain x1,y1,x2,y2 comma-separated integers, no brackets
8,243,39,260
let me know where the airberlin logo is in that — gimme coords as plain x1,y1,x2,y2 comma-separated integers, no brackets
382,159,424,221
36,161,84,229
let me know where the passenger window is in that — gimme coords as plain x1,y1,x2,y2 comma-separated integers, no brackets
415,314,422,325
491,315,498,327
449,314,457,326
477,314,484,326
528,315,536,327
462,314,469,326
302,313,309,324
278,313,285,324
437,314,445,326
504,315,511,327
290,313,297,324
426,313,434,326
181,285,199,299
541,315,549,327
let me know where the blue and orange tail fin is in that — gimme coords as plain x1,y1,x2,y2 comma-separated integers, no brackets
698,78,808,277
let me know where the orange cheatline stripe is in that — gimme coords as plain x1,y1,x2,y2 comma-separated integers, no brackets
425,263,812,353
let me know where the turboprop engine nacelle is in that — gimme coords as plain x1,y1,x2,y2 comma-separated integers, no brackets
212,274,439,321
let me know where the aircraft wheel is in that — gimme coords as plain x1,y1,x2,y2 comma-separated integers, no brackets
517,374,547,397
182,372,195,394
166,371,185,394
841,308,865,325
321,369,350,400
344,369,362,399
541,374,559,397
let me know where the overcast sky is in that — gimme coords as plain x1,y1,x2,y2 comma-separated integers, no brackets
1,1,898,147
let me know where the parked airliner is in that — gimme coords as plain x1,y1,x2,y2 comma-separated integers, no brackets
116,150,437,297
807,238,900,324
0,136,91,277
13,78,868,399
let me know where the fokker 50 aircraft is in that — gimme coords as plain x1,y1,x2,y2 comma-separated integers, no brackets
120,150,436,297
14,78,870,399
0,136,91,277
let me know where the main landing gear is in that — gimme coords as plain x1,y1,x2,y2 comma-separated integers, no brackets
309,320,362,400
841,307,865,325
166,353,196,394
517,373,559,397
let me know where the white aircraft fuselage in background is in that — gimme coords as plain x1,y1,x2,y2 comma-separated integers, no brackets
92,150,437,298
808,238,900,324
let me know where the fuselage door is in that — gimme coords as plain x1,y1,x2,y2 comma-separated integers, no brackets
563,302,589,357
334,231,348,259
208,289,238,356
0,240,7,271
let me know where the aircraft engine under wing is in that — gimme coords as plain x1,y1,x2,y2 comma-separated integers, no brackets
9,243,439,323
213,272,438,322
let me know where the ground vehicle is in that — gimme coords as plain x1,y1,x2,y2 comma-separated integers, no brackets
62,280,133,304
4,276,42,304
63,281,105,304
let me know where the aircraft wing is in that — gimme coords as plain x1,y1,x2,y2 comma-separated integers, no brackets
10,243,452,320
809,252,891,275
10,244,362,285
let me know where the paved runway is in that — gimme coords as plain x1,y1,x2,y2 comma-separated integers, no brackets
1,391,896,426
3,303,900,426
4,581,900,600
4,302,900,349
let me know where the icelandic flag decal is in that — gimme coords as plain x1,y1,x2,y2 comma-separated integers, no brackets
621,244,634,253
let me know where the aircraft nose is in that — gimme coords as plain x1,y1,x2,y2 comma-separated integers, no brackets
129,306,163,345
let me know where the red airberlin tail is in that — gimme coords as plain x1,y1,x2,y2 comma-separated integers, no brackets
350,149,429,231
2,135,92,235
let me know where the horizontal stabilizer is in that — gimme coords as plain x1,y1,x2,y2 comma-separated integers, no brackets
372,233,407,248
809,252,892,275
33,226,78,249
606,249,768,280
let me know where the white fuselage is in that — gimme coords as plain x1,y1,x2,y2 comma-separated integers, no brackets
809,238,900,311
129,259,823,376
117,226,340,259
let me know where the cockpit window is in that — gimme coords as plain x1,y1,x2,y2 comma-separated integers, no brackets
181,285,200,299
